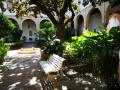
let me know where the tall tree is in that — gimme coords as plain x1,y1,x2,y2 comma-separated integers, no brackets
13,0,120,40
1,0,119,40
10,0,78,40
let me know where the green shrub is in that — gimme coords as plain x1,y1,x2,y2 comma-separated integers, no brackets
36,21,64,56
36,21,56,48
11,29,22,42
0,14,15,38
63,30,97,65
10,19,22,42
5,40,24,49
44,38,63,55
64,27,120,88
0,38,9,64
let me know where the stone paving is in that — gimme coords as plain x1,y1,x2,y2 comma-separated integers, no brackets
0,43,48,90
0,43,105,90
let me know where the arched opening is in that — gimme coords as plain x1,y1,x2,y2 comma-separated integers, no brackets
107,13,120,31
9,18,22,42
106,4,120,23
40,20,50,28
88,8,102,32
106,4,120,31
22,19,36,42
39,20,56,36
9,18,19,28
77,15,84,35
64,21,75,39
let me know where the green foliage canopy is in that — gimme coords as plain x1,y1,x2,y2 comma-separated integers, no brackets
0,14,15,38
83,0,120,6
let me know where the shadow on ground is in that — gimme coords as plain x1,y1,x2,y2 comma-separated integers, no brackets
0,57,52,90
0,56,106,90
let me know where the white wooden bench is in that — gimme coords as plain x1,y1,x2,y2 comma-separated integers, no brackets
39,54,65,79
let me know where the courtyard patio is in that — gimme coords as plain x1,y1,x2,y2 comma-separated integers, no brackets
0,0,120,90
0,43,105,90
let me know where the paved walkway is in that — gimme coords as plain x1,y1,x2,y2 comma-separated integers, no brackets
0,41,61,90
0,43,53,90
22,42,38,48
0,43,105,90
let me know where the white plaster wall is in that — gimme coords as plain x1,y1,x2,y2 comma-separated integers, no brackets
74,5,93,35
74,1,110,33
74,5,93,31
97,2,109,24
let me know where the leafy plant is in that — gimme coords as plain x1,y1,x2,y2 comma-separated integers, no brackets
64,27,120,88
88,28,120,88
36,21,63,55
63,30,97,65
36,21,56,48
0,38,9,64
10,19,22,42
44,38,63,55
0,14,15,39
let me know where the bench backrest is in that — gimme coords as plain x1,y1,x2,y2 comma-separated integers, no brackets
48,54,65,70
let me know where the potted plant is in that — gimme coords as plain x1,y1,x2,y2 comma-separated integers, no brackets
42,38,63,59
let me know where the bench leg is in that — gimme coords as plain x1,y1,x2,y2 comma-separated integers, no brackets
59,69,65,76
59,69,70,80
46,72,59,81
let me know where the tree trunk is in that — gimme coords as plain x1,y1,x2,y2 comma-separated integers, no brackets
56,23,65,41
